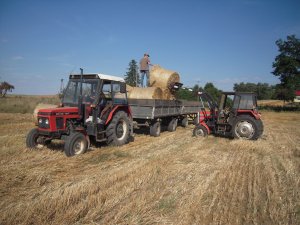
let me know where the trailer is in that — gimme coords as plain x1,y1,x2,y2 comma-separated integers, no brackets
129,99,202,136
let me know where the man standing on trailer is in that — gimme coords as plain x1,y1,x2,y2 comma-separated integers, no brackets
139,53,151,87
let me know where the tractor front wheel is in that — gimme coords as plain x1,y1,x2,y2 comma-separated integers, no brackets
64,132,88,157
232,115,261,140
26,128,46,149
193,124,208,137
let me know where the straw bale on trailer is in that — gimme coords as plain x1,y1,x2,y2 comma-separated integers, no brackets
127,86,163,99
149,65,180,89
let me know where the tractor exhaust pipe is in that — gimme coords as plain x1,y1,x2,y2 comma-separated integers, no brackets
78,68,84,120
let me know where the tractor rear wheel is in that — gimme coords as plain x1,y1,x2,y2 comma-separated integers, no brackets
150,121,161,137
106,111,130,146
232,115,261,140
193,124,208,137
167,118,178,132
64,132,88,157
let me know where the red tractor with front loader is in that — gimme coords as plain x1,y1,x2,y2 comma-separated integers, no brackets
193,91,264,140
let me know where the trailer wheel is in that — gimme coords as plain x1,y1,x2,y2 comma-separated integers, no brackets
168,118,178,132
193,124,208,137
64,132,88,157
232,115,261,140
106,111,130,146
181,117,188,127
150,121,161,137
26,128,45,149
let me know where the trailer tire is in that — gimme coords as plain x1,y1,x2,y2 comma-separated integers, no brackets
232,115,261,140
64,132,88,157
106,111,130,146
150,121,161,137
168,118,178,132
181,117,188,127
193,124,208,137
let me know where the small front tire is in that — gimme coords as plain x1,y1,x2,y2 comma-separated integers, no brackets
26,128,44,149
193,124,208,137
64,132,88,157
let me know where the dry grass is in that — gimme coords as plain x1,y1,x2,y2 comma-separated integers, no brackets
0,95,60,114
0,111,299,224
258,100,285,106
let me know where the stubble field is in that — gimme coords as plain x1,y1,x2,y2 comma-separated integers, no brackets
0,111,299,224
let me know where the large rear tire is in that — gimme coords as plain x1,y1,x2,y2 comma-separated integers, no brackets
106,111,130,146
64,132,88,157
150,121,161,137
232,115,261,140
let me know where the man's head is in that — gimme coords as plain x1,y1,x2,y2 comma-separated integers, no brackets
144,53,150,57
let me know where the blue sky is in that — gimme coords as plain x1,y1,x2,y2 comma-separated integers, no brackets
0,0,299,95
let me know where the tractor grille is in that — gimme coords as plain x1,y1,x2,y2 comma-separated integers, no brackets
38,117,50,129
56,117,64,129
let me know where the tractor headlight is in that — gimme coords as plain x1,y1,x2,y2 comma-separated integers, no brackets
37,117,50,129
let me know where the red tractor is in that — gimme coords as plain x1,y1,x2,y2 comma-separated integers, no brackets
193,92,263,140
26,69,132,156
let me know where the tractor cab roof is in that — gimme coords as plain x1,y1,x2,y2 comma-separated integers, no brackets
69,73,125,83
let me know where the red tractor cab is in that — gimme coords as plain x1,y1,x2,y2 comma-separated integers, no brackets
26,69,132,156
193,92,263,140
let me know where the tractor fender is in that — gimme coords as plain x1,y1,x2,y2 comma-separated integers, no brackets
200,121,211,134
105,106,132,125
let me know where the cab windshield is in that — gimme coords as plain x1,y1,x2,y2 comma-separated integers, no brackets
63,79,100,105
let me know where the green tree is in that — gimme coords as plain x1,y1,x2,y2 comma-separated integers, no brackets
204,82,222,101
0,81,15,97
124,60,140,87
176,84,203,101
272,35,300,101
233,82,275,100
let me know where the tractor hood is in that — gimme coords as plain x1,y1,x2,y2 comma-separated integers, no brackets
38,107,79,116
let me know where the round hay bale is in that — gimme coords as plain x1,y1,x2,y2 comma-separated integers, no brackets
127,87,163,99
33,103,57,120
126,84,134,92
149,65,180,89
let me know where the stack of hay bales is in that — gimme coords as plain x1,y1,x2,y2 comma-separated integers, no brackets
127,65,180,100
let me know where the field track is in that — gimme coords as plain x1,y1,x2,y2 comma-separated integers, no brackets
0,112,299,224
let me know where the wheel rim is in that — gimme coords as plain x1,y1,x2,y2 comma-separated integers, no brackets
74,138,86,155
35,136,44,149
116,119,127,140
235,120,255,139
195,127,205,137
